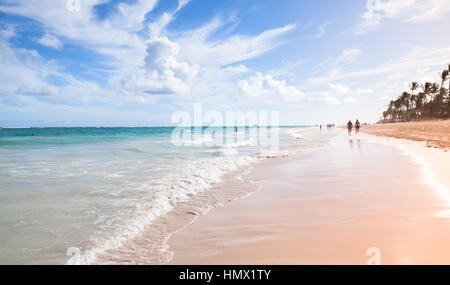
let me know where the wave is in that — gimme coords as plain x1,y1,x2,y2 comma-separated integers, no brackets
286,129,304,139
70,154,257,264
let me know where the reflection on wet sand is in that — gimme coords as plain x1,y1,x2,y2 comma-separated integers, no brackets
169,131,450,265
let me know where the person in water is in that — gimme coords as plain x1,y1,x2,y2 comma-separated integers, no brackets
346,120,353,134
355,120,360,134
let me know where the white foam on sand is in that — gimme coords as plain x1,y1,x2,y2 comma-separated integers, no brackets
69,155,257,265
286,129,304,139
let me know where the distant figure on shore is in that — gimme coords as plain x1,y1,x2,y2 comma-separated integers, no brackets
320,124,322,130
346,120,353,135
355,120,360,134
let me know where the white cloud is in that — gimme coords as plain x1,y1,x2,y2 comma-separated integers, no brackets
123,37,199,95
222,64,250,74
265,75,304,102
356,0,450,34
328,83,350,95
16,86,59,96
313,83,361,105
379,95,393,101
306,46,449,94
331,48,361,65
343,97,356,104
307,21,333,39
305,68,341,87
238,72,266,98
177,21,296,66
0,27,112,106
0,0,298,108
327,83,373,96
355,88,373,94
0,26,15,39
238,72,304,102
319,92,341,105
37,33,63,50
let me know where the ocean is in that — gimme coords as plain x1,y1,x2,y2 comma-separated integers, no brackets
0,126,317,264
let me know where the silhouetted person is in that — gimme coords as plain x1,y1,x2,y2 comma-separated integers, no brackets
355,120,360,134
347,120,353,135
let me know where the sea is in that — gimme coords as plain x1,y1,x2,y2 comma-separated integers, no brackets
0,126,323,264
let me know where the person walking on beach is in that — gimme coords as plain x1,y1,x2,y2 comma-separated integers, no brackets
355,120,360,134
346,120,353,135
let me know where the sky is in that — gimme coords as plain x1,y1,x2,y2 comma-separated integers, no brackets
0,0,449,127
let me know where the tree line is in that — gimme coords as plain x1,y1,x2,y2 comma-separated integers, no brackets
381,64,450,123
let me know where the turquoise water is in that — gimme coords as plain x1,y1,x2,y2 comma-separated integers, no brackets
0,126,312,264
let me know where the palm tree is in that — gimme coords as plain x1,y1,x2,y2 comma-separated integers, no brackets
383,110,388,122
394,98,403,121
410,81,419,98
400,91,411,120
409,82,419,116
387,100,395,121
447,64,450,117
432,88,446,118
415,92,425,119
439,68,449,118
379,65,450,121
440,69,449,89
422,82,432,102
430,83,440,99
447,63,450,117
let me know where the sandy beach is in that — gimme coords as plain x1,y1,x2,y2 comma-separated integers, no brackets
167,125,450,265
362,120,450,149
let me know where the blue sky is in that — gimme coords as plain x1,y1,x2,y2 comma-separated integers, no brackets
0,0,449,127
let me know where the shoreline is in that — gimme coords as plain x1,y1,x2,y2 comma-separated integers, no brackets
166,129,450,264
91,164,261,264
91,128,328,265
358,132,450,212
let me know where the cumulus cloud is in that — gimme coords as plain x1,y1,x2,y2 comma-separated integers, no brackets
119,37,199,96
238,72,304,102
238,73,266,98
265,75,305,102
317,84,360,105
0,0,298,108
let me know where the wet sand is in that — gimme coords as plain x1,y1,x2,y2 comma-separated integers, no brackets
168,130,450,264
